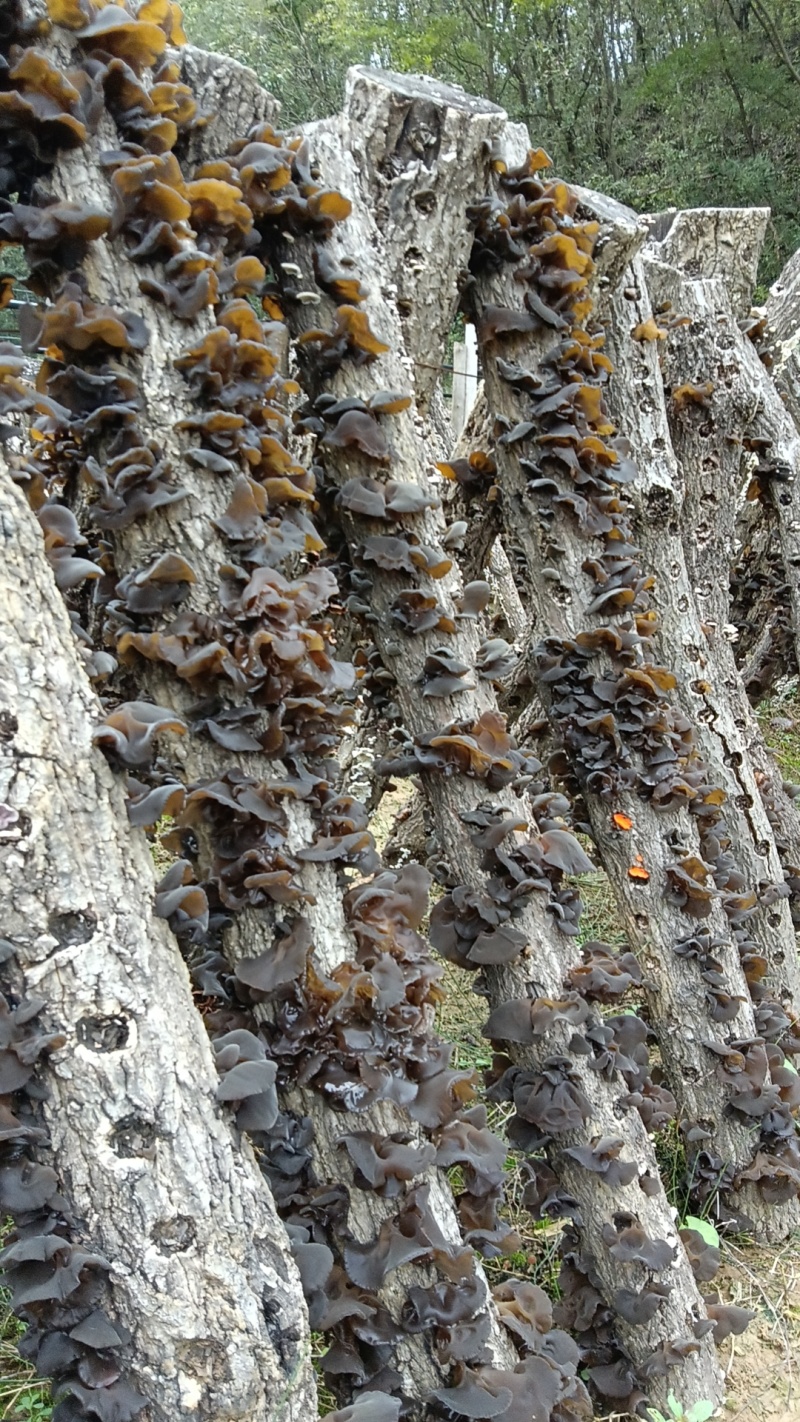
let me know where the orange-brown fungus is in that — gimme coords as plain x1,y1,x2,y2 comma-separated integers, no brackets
185,178,252,235
19,283,149,356
46,0,93,25
299,304,389,367
74,5,168,68
672,380,714,410
137,0,188,45
631,317,667,342
0,50,88,146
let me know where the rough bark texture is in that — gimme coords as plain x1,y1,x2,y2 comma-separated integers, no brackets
731,493,797,700
285,71,724,1412
24,28,514,1414
469,174,793,1241
0,467,315,1422
639,253,800,992
644,206,770,316
765,245,800,430
10,3,800,1409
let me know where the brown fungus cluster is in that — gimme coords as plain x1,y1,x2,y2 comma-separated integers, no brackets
256,150,734,1421
0,979,146,1422
0,7,580,1416
2,5,786,1416
461,144,800,1227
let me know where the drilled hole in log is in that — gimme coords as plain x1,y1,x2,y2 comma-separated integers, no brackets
77,1014,130,1052
262,1294,303,1364
175,1338,229,1383
47,909,97,947
152,1215,196,1254
646,486,674,527
0,712,18,741
111,1114,157,1158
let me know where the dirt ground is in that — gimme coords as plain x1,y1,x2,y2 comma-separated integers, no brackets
713,1240,800,1422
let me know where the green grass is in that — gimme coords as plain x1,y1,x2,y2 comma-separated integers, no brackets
755,692,800,783
0,1295,50,1422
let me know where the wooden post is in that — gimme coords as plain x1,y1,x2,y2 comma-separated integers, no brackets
451,322,478,435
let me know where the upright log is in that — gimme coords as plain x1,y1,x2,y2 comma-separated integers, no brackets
644,206,770,317
638,253,800,999
282,69,725,1415
468,156,797,1239
4,10,516,1413
0,465,315,1422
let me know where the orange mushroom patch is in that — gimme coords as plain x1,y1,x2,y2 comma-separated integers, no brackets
185,177,253,238
137,0,188,45
72,4,169,69
19,283,149,357
0,201,111,292
672,380,714,411
108,150,194,258
298,304,390,371
628,855,650,883
0,49,90,150
631,317,667,342
102,57,197,152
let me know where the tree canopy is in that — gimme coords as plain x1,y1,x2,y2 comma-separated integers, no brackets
182,0,800,286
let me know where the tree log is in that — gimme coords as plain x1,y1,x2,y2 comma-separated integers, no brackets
643,206,770,317
6,15,514,1412
639,253,800,985
469,162,794,1241
0,465,315,1422
283,68,725,1413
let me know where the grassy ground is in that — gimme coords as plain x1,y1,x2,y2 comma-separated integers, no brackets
4,699,800,1419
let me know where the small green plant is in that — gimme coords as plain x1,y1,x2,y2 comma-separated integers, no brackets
682,1216,720,1248
8,1391,52,1422
646,1392,716,1422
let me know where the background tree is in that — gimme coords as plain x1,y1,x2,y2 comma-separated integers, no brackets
183,0,800,283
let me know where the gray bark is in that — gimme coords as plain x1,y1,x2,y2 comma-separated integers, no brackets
470,169,792,1240
637,254,800,996
0,466,315,1422
14,18,514,1412
643,206,770,317
731,495,797,700
285,67,725,1412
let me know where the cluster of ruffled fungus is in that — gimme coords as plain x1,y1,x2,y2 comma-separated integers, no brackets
452,149,800,1231
5,3,800,1419
252,72,753,1415
1,5,567,1415
0,980,145,1422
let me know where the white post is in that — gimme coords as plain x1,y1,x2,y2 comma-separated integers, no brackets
451,322,478,436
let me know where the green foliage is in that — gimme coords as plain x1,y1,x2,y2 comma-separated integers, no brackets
683,1216,720,1248
0,1294,51,1422
646,1393,716,1422
182,0,800,284
7,1392,52,1422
